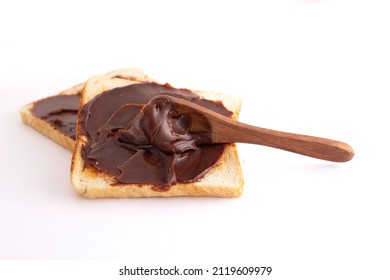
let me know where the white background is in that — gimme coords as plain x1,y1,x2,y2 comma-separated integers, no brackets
1,0,389,279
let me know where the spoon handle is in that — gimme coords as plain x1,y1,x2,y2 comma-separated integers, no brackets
213,120,354,162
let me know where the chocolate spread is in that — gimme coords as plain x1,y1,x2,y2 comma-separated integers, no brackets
80,82,232,191
30,94,80,140
29,76,139,140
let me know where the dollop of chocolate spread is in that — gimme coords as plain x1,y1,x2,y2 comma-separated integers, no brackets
80,82,232,191
30,94,80,140
130,95,213,154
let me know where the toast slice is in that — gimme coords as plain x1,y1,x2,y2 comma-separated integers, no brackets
20,68,155,151
71,76,244,198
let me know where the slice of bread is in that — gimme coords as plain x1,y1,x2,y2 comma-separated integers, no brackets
20,68,155,151
71,76,244,198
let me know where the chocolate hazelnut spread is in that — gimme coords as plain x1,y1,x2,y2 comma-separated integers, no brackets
30,94,80,140
29,76,139,140
80,82,232,190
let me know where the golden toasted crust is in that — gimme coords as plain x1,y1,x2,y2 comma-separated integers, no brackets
71,76,244,198
20,68,155,151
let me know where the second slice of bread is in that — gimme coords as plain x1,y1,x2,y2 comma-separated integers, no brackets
71,76,244,198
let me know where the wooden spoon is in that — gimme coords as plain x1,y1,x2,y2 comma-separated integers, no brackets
163,96,354,162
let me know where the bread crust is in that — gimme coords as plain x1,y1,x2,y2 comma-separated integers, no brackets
71,76,244,198
20,68,155,151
